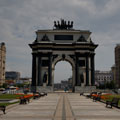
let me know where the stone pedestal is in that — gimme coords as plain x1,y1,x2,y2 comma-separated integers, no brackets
37,86,53,92
43,83,47,87
31,86,53,93
75,86,96,93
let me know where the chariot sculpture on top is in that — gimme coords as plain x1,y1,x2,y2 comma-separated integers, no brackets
54,19,73,30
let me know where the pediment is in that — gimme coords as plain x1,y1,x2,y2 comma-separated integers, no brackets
77,35,87,42
41,34,50,41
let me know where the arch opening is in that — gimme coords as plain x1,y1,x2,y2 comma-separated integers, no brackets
53,60,73,92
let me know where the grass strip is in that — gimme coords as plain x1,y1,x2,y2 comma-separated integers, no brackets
0,94,24,99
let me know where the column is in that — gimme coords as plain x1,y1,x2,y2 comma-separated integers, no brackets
86,54,89,86
91,54,95,86
75,53,79,86
38,53,42,86
78,54,82,86
48,53,52,86
32,53,37,91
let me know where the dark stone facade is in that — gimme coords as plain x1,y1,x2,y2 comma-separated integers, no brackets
29,22,98,92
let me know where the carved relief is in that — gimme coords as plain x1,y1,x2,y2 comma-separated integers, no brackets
69,55,75,61
41,34,50,41
77,35,87,42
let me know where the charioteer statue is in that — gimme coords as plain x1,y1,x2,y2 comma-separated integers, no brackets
54,19,73,30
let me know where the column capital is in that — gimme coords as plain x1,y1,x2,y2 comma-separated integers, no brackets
75,52,91,57
85,52,90,56
38,52,42,55
32,52,37,56
90,53,95,57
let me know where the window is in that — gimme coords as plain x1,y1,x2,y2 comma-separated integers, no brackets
54,35,73,40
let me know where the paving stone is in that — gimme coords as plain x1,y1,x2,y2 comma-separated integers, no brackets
1,93,120,120
67,93,120,120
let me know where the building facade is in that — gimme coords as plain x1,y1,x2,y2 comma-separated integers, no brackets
95,70,113,86
115,44,120,88
5,71,20,84
16,78,31,85
111,65,116,85
0,42,6,86
29,20,98,92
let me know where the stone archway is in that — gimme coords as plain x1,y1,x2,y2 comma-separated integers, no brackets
29,20,98,92
52,55,75,92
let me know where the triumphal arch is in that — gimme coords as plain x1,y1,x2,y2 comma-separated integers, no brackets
29,19,98,92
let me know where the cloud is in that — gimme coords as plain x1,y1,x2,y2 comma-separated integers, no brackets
0,0,120,80
54,61,72,83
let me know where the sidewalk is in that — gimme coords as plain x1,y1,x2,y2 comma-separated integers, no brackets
0,93,120,120
68,93,120,120
0,94,59,120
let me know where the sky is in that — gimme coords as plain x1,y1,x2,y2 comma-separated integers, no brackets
0,0,120,83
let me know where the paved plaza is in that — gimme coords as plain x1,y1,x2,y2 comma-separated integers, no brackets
0,93,120,120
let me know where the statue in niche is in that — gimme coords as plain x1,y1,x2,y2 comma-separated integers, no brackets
43,72,47,83
80,74,84,83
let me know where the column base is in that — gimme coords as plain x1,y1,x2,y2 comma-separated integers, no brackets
75,86,96,93
31,86,53,93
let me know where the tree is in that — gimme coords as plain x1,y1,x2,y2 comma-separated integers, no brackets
2,83,8,88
